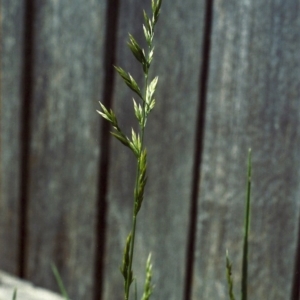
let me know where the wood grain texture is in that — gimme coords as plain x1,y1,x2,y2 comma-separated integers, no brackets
102,0,206,299
24,1,106,298
192,0,300,299
2,0,300,299
0,0,25,274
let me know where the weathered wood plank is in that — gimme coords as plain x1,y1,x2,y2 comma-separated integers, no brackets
25,1,106,298
0,271,64,300
0,0,25,274
192,0,300,299
102,0,205,299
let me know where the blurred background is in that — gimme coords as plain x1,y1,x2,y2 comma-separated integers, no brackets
1,0,300,299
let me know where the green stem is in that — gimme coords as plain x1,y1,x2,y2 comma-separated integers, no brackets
125,215,137,300
124,68,149,300
241,149,252,300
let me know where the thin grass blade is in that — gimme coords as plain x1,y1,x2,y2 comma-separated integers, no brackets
241,149,252,300
51,263,70,300
12,289,17,300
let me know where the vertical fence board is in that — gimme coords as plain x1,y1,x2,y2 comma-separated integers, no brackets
102,0,205,299
25,1,106,299
192,0,300,299
0,0,25,274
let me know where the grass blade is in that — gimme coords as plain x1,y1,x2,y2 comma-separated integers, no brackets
241,149,252,300
12,289,17,300
51,263,70,300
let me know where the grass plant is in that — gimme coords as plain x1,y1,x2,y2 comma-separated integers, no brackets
98,0,162,299
99,1,254,299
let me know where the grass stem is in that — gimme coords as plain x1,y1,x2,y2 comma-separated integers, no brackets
241,149,252,300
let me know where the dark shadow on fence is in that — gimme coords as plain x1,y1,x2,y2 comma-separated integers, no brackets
93,0,120,299
183,0,214,299
19,0,36,279
291,210,300,300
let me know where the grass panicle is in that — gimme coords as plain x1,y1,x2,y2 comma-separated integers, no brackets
120,233,134,288
98,0,162,299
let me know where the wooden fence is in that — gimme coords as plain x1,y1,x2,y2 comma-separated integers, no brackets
1,0,300,299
